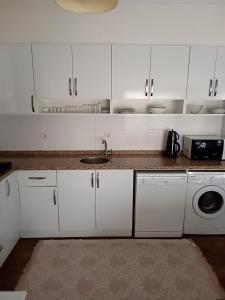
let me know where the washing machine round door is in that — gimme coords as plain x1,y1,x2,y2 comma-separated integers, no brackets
193,186,225,219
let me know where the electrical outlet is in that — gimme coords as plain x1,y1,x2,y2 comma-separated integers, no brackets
104,132,111,138
40,133,47,140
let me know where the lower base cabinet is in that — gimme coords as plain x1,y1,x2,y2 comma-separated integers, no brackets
58,170,133,236
0,173,20,267
57,170,96,233
95,170,133,234
20,187,59,237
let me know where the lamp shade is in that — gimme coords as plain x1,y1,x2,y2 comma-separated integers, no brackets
55,0,118,13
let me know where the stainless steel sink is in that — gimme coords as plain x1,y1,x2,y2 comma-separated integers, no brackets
80,156,110,164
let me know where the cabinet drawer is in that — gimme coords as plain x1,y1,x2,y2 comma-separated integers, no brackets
18,171,57,186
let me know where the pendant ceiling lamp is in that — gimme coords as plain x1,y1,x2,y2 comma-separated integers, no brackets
55,0,118,13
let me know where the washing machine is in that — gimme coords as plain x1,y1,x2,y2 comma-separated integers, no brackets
184,171,225,234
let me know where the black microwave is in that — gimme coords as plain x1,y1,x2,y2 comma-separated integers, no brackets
183,136,225,160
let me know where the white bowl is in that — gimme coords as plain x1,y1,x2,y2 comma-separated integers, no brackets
188,105,203,114
211,108,225,114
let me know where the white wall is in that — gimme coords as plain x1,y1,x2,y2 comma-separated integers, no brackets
0,0,224,151
0,1,225,44
0,115,223,151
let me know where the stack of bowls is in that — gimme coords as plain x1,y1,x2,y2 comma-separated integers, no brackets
147,105,167,114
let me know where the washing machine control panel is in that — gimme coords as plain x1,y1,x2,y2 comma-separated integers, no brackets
188,174,225,185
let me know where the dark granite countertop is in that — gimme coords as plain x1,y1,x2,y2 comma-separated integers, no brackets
0,151,225,181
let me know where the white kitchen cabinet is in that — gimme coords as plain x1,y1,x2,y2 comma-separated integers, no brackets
112,45,189,101
187,46,217,100
0,173,20,267
57,170,133,236
0,44,35,114
32,44,73,99
96,170,133,233
57,170,96,233
150,46,189,100
20,186,59,236
112,45,150,99
72,45,111,102
18,171,58,237
214,47,225,100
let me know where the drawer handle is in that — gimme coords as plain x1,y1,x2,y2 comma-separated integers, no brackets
69,78,72,96
28,177,46,180
145,79,149,97
214,79,218,97
31,95,35,113
91,172,94,188
150,78,154,97
53,189,57,206
96,172,100,189
6,179,10,197
209,79,213,97
74,78,78,96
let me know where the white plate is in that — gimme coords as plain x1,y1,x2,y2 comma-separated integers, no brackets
211,108,225,114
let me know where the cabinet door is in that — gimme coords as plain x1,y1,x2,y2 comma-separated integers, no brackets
187,46,217,100
20,187,59,233
96,170,133,233
112,45,150,99
0,180,7,267
0,173,20,267
32,44,73,99
57,171,96,232
150,46,189,100
0,44,34,114
214,47,225,100
4,173,20,251
72,45,111,102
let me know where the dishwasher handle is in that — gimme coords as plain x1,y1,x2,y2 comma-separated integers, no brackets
137,176,187,186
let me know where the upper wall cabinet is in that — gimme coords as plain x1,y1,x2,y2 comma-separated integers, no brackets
187,46,225,101
32,44,73,99
33,44,111,102
0,44,35,114
112,45,150,100
112,45,189,100
72,45,111,102
150,46,189,100
187,46,217,100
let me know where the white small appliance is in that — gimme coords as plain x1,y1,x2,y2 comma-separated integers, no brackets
184,172,225,234
183,135,225,160
135,172,187,237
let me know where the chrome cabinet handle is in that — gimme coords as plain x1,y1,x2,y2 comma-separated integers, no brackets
214,79,218,97
209,79,213,97
0,245,3,253
53,189,57,206
91,172,94,188
150,79,154,97
69,78,72,96
145,79,149,97
28,176,46,180
74,78,78,96
96,172,99,189
6,179,10,197
31,95,35,112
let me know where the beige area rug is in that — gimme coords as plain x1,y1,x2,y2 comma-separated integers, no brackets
16,239,225,300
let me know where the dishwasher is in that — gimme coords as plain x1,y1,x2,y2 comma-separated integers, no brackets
135,172,187,237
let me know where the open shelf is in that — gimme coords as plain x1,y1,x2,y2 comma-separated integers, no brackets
112,99,184,114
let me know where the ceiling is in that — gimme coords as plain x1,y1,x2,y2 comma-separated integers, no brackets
0,0,224,11
121,0,225,2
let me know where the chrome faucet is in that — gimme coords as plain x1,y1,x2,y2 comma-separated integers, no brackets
102,139,112,158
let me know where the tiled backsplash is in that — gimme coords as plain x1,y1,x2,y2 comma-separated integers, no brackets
0,115,223,151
